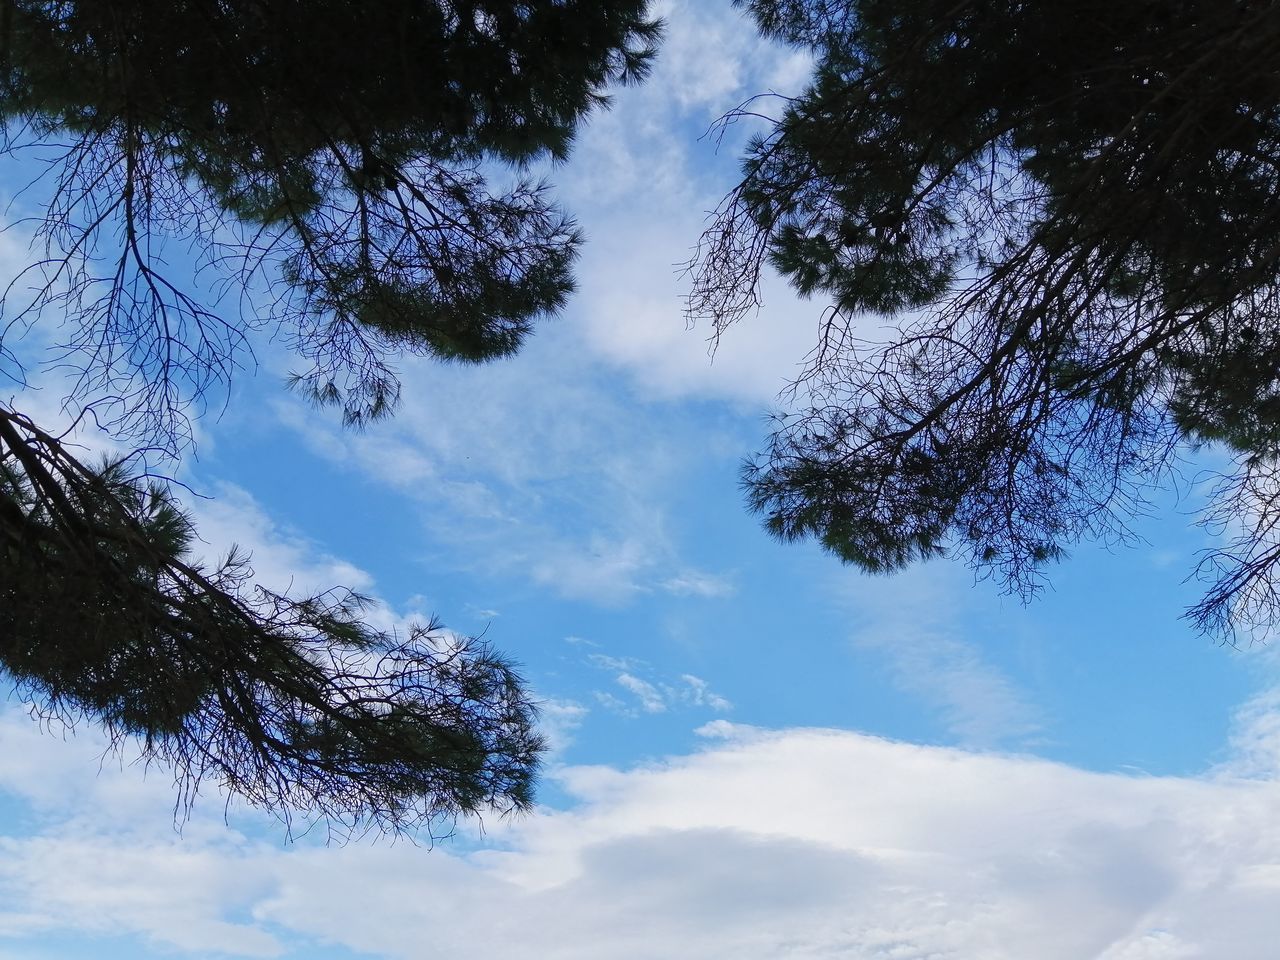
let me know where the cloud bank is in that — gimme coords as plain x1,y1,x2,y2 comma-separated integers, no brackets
1,709,1279,959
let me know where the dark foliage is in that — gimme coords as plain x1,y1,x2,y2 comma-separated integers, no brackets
0,0,660,441
0,0,660,831
1,405,541,836
692,0,1280,639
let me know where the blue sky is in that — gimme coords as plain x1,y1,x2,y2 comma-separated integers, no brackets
3,2,1280,958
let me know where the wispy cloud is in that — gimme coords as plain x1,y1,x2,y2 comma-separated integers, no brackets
587,654,732,717
270,334,738,607
586,653,643,673
616,674,667,713
659,570,736,599
535,698,591,758
227,0,801,613
1217,679,1280,779
831,563,1042,748
681,674,733,712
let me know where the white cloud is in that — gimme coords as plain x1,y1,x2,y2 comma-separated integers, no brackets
566,202,821,410
680,674,733,712
0,708,286,956
0,837,284,958
660,570,736,599
187,482,375,599
269,334,740,606
616,673,667,713
593,690,631,714
587,655,732,716
831,562,1042,748
652,0,754,113
1217,684,1280,779
528,533,657,605
543,0,827,410
537,698,592,757
209,2,804,612
4,709,1280,959
587,653,642,672
860,625,1040,745
561,0,793,211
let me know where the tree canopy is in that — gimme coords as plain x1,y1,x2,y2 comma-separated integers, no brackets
0,0,660,833
1,0,660,441
692,0,1280,639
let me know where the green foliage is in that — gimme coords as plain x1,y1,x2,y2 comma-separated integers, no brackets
0,0,661,831
0,405,541,833
0,0,661,442
694,0,1280,638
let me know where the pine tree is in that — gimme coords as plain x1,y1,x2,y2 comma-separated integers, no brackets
1,0,661,439
0,0,660,832
692,0,1280,639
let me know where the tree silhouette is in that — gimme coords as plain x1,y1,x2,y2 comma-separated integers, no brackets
692,0,1280,640
0,0,661,833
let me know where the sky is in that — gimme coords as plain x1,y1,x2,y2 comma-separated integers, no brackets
3,2,1280,958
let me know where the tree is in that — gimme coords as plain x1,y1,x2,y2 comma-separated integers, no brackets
691,0,1280,640
0,0,660,833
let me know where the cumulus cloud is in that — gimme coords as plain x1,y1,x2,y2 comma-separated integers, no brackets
0,837,284,958
197,726,1280,960
3,709,1280,959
